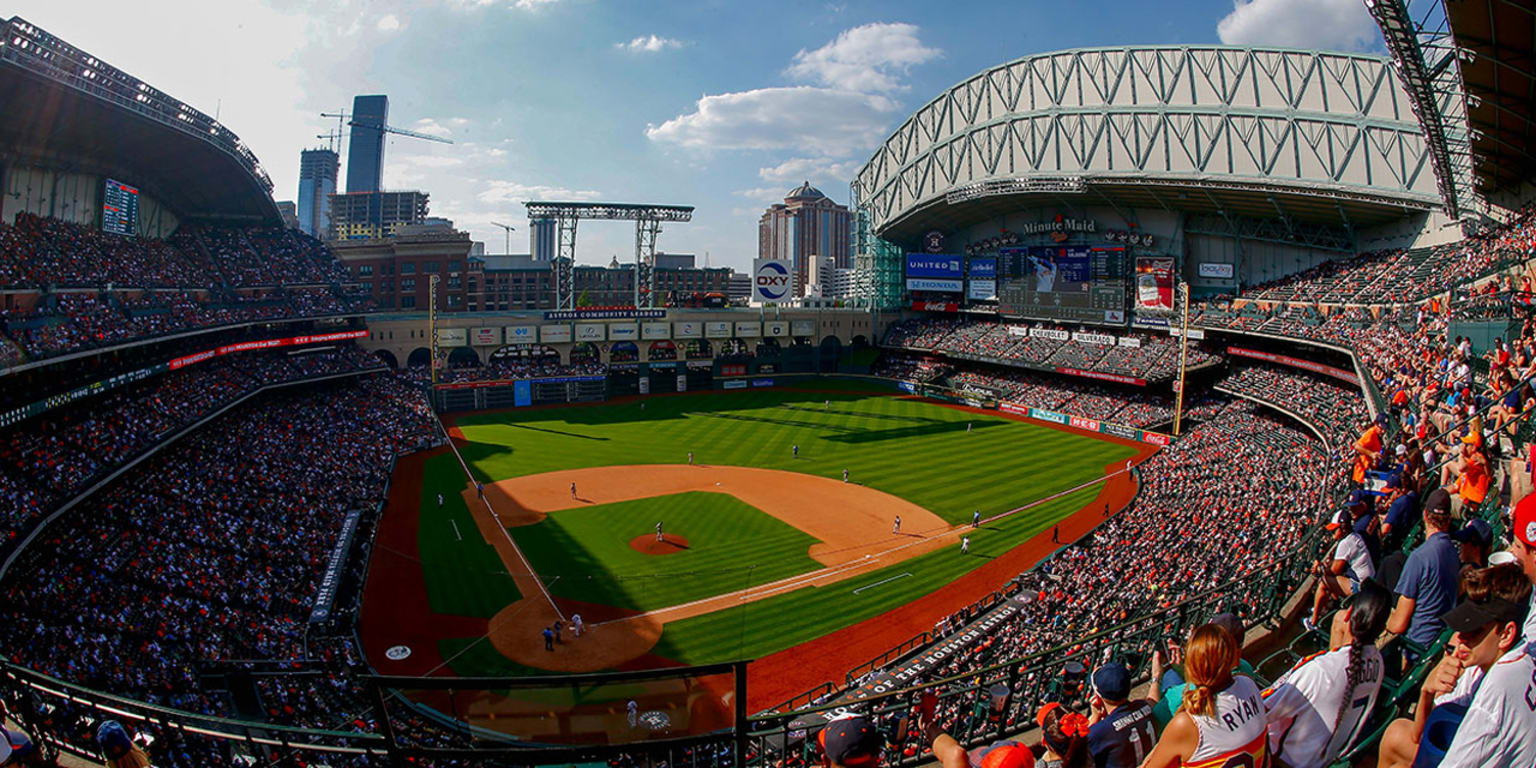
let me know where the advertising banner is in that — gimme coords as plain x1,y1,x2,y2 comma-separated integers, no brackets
1198,262,1236,280
1168,327,1206,340
677,374,688,392
752,259,793,303
437,328,468,346
1008,326,1030,337
540,325,572,343
752,378,775,387
1030,327,1071,341
1118,336,1142,348
791,320,816,337
911,301,959,312
544,309,666,321
472,327,501,346
506,325,536,343
574,323,606,342
1054,366,1147,386
1000,404,1169,445
673,321,702,339
906,253,963,293
765,321,789,337
1134,257,1175,311
1072,331,1116,346
609,323,638,341
641,322,670,340
705,321,731,338
514,380,532,406
309,509,361,623
734,322,762,338
1227,346,1360,385
968,279,997,301
723,379,748,390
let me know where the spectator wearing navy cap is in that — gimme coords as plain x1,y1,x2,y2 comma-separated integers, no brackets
819,715,886,768
1452,518,1494,578
1085,662,1154,768
1380,472,1419,554
97,720,151,768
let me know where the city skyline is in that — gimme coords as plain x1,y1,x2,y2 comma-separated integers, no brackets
11,0,1386,269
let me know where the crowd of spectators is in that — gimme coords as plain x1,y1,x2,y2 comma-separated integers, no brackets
1240,206,1535,306
1218,363,1371,448
0,376,436,766
435,357,608,384
882,317,1217,381
0,214,372,365
0,345,385,562
876,357,1176,429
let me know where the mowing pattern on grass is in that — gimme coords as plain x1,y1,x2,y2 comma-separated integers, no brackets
427,388,1136,672
649,487,1100,665
508,491,823,613
451,389,1132,526
417,452,521,618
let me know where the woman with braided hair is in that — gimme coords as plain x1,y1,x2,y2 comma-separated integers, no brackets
1136,623,1267,768
1261,579,1393,767
1034,702,1089,768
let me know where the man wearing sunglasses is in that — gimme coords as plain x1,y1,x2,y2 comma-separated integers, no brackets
1375,563,1531,768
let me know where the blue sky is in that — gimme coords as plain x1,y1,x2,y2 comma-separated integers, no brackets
19,0,1384,270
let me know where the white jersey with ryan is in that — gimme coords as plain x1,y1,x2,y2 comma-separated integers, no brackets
1186,676,1269,768
1438,643,1536,768
1261,645,1384,768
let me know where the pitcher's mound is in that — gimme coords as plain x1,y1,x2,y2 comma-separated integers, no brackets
630,534,690,555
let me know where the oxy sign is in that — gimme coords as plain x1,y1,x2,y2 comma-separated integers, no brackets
752,259,792,303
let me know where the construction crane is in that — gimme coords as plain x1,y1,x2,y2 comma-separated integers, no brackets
491,221,517,254
320,111,455,146
315,129,343,153
321,110,454,145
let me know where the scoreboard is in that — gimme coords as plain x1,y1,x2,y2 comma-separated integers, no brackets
996,245,1128,325
101,178,139,236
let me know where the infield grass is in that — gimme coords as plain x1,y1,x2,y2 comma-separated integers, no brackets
509,491,822,612
420,384,1135,671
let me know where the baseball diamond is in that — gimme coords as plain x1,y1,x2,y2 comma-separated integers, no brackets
359,384,1150,706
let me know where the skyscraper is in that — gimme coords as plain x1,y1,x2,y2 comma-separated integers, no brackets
346,94,389,193
297,148,339,239
530,217,557,261
758,182,851,297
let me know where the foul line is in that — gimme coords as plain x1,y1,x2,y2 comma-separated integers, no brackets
594,459,1143,628
450,520,462,542
438,417,565,621
853,572,912,594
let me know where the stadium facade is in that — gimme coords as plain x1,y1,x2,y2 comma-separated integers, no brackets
852,46,1454,313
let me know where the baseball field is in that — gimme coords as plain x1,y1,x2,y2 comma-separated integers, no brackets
360,380,1152,711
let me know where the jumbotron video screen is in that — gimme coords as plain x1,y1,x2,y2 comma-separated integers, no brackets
996,245,1128,324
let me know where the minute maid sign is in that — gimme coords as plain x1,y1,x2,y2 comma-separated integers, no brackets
752,259,792,303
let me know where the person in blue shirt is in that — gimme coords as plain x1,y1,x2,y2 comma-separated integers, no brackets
1086,663,1155,768
1387,501,1461,657
1380,473,1420,554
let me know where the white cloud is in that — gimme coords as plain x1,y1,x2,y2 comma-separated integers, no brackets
477,180,602,205
735,186,790,203
412,118,455,138
376,14,402,32
646,87,898,156
786,22,940,92
758,157,859,184
617,35,684,53
1216,0,1380,51
514,0,563,9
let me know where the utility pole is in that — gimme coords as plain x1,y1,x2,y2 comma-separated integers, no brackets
429,274,441,387
1172,281,1191,437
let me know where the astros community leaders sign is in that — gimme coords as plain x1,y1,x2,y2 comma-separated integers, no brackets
752,258,792,303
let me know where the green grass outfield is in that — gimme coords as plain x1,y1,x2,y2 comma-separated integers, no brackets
417,385,1135,671
510,491,823,612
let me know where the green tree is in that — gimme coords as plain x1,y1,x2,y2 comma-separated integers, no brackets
576,289,593,307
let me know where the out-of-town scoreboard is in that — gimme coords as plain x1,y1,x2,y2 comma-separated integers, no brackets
101,178,139,236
